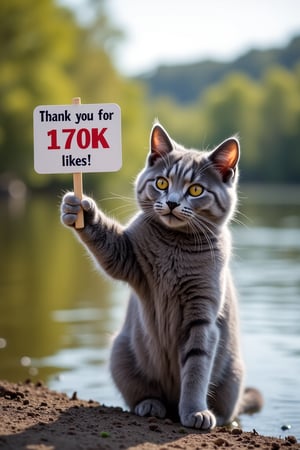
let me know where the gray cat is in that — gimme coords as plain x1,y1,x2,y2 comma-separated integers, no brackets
61,123,262,430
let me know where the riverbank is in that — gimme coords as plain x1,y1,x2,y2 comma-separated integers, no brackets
0,380,298,450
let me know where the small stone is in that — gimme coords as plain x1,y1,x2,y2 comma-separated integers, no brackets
281,424,291,431
71,391,78,401
286,436,297,444
231,427,243,435
149,423,161,432
164,418,173,425
214,437,230,446
271,443,280,450
147,416,157,423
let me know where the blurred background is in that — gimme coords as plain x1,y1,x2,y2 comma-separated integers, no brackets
0,0,299,440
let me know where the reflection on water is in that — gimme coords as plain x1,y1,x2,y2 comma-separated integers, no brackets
0,186,299,439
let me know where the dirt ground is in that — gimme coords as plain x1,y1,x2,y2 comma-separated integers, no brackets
0,380,298,450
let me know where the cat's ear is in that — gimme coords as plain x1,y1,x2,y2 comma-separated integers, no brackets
210,137,240,183
148,124,173,166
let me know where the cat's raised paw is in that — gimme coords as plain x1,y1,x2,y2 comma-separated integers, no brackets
134,399,166,419
180,409,216,430
61,193,81,226
61,193,98,227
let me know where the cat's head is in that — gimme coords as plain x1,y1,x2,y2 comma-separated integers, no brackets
135,123,239,232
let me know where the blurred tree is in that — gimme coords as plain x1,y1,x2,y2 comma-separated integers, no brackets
147,96,205,149
140,36,300,184
138,35,300,104
68,6,149,195
0,0,78,183
0,0,149,193
256,67,300,182
148,67,300,183
200,74,263,180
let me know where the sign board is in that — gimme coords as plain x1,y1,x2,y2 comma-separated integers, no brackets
33,103,122,174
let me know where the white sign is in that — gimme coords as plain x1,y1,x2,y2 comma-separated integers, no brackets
33,103,122,174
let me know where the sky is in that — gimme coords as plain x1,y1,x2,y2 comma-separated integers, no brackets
62,0,300,76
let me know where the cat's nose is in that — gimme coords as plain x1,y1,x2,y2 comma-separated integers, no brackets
167,200,180,211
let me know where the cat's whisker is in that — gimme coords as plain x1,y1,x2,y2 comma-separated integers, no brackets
112,204,138,217
137,203,157,226
231,216,247,228
191,216,217,265
97,193,140,220
190,225,205,251
185,216,207,252
233,209,251,227
193,214,217,238
100,194,136,205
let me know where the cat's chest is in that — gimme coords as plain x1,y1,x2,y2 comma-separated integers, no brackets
142,237,200,284
132,220,220,290
155,246,185,275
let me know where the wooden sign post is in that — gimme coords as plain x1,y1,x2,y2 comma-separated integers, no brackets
33,98,122,229
72,97,84,229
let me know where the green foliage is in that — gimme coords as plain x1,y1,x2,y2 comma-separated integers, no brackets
0,0,149,193
199,73,263,179
257,66,300,182
147,62,300,183
147,96,204,148
0,0,76,179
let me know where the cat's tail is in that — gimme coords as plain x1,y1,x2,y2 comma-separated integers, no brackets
239,387,264,415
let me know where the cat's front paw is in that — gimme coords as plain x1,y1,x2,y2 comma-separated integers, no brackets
134,399,166,419
180,409,216,430
61,193,98,227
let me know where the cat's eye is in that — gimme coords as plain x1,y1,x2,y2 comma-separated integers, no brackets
156,177,169,190
188,184,203,197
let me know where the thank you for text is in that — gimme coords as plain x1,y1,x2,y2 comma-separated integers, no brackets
34,103,122,174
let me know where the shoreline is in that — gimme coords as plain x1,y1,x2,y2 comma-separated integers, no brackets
0,380,299,450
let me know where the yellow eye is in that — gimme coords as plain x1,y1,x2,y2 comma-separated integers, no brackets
156,177,169,190
188,184,203,197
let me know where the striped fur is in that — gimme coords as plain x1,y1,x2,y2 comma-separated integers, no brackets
61,123,261,430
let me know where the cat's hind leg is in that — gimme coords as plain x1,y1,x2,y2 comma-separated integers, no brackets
209,366,244,426
110,332,167,419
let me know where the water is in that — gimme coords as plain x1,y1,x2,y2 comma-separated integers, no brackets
0,186,299,439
